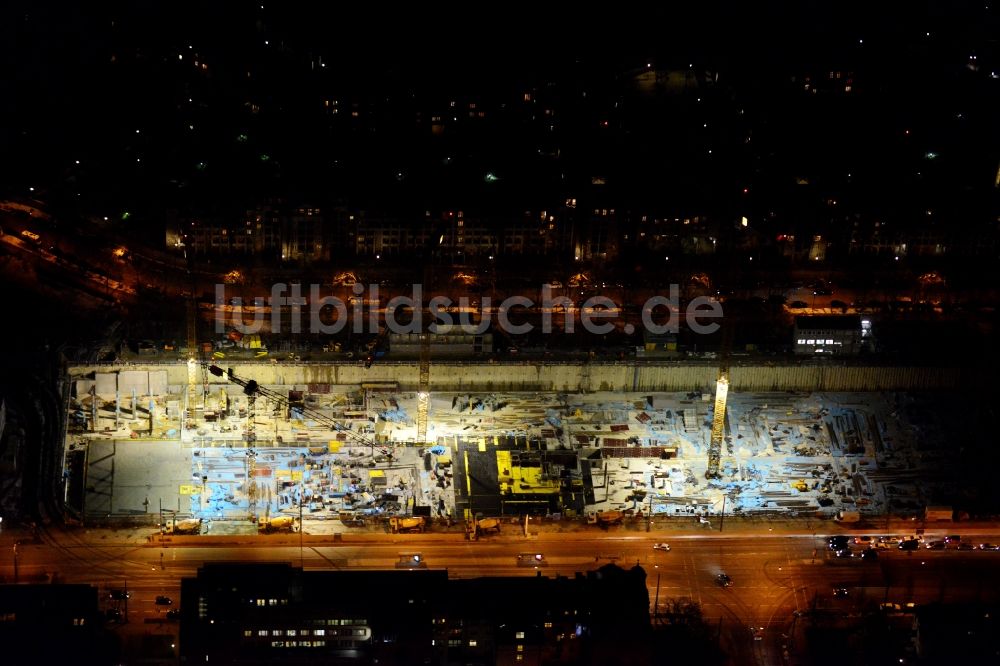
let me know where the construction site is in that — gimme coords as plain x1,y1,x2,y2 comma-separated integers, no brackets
58,356,971,534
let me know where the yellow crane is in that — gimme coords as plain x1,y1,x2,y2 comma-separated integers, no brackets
416,332,431,444
706,321,734,479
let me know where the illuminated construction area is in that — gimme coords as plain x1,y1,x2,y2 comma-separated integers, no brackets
61,363,964,531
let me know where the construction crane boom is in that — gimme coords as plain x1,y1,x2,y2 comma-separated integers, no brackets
207,365,380,451
706,320,735,479
416,332,431,444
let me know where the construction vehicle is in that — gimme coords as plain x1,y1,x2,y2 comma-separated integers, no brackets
588,510,625,526
163,518,202,535
923,506,953,522
389,516,426,534
473,514,502,538
467,513,501,539
834,510,861,523
258,516,297,533
339,511,366,527
791,480,810,492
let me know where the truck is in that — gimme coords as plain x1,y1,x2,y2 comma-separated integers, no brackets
923,506,953,522
588,510,625,526
258,516,297,533
389,516,426,534
473,515,502,538
163,518,202,535
834,510,861,523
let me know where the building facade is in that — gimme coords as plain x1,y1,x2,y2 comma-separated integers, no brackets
793,315,865,355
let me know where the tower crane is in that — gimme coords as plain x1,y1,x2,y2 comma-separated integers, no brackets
207,365,381,451
416,332,431,444
706,319,735,480
208,365,387,520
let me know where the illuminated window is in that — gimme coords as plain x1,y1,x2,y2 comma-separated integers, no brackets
469,640,478,647
258,630,268,636
517,656,524,662
807,339,815,345
544,622,553,628
315,629,325,636
826,339,834,345
517,644,524,652
516,631,525,639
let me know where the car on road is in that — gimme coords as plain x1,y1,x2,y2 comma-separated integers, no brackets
155,596,172,605
853,536,873,545
109,589,130,600
653,543,671,551
833,587,849,598
750,626,764,641
517,553,546,568
925,541,946,550
880,536,902,545
944,535,962,544
956,543,976,551
789,301,809,308
899,539,920,551
105,608,123,622
833,548,854,558
828,535,851,550
396,553,428,569
165,609,180,620
860,548,879,561
716,573,733,587
979,543,1000,551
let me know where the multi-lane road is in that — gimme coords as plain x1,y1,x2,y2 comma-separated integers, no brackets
5,525,1000,665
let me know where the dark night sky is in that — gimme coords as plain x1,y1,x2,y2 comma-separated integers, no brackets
0,1,996,219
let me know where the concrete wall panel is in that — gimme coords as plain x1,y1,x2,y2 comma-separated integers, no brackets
118,370,149,395
70,362,967,395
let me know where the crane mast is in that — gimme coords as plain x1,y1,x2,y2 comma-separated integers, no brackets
706,321,734,480
416,332,431,444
